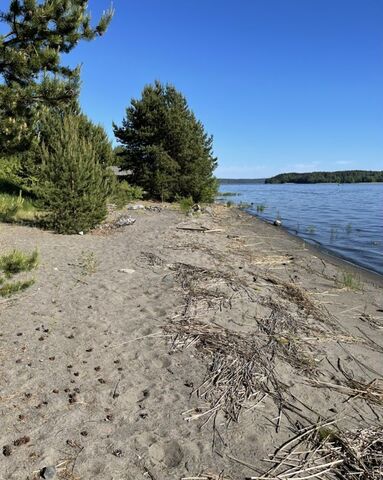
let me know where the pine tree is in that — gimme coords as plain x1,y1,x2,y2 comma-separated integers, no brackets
113,81,218,202
38,115,113,234
0,0,113,154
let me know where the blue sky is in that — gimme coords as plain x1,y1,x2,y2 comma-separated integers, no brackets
4,1,383,177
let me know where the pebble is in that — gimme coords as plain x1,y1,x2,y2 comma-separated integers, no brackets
40,465,56,479
126,204,145,210
118,268,135,274
115,215,136,227
2,445,12,457
274,219,282,226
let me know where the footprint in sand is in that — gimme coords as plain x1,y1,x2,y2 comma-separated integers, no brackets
148,440,183,468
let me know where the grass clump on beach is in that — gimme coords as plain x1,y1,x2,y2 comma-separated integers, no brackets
109,181,144,209
0,248,39,297
0,249,39,277
337,271,362,290
77,250,98,275
0,192,37,223
0,278,35,297
178,196,195,213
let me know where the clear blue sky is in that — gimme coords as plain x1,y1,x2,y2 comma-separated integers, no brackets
7,1,383,177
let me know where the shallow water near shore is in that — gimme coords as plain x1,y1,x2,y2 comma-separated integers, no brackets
218,182,383,275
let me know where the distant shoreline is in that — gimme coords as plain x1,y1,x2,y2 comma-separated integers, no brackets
219,179,383,185
219,169,383,184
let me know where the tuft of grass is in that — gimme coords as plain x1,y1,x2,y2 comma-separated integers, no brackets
0,249,39,278
256,204,266,213
109,180,144,209
218,191,240,197
178,196,194,213
0,279,35,297
77,250,98,275
305,225,316,234
238,201,252,209
0,192,37,223
337,272,362,290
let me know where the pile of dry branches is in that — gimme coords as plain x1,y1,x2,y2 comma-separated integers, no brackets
252,423,383,480
165,319,274,424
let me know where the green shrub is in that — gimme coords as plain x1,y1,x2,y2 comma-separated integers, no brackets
0,279,35,297
0,248,39,277
0,248,39,297
110,181,144,209
178,196,194,213
0,192,36,222
337,272,362,290
38,115,114,234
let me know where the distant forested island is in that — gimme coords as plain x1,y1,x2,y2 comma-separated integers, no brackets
219,178,266,184
265,170,383,184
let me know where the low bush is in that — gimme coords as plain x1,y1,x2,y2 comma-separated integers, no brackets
109,181,144,209
0,248,39,297
0,279,35,297
0,249,39,277
178,196,194,213
0,192,37,222
38,115,114,234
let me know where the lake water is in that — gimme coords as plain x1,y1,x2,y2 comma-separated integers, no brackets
218,183,383,276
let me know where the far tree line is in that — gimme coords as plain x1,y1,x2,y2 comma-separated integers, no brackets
265,171,383,184
0,1,217,234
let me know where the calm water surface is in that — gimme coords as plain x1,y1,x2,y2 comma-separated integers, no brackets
218,183,383,276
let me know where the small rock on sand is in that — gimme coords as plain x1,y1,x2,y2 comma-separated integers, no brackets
118,268,135,274
40,466,56,479
127,204,145,210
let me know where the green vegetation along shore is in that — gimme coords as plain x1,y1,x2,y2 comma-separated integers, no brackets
265,170,383,184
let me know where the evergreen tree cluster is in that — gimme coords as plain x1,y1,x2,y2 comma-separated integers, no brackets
0,0,113,155
113,81,218,202
38,115,114,233
265,170,383,184
0,2,219,233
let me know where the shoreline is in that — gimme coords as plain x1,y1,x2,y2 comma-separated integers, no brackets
0,204,382,479
244,208,383,286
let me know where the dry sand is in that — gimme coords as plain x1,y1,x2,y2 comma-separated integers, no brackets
0,204,382,479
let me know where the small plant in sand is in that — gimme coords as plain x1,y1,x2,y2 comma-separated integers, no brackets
78,251,98,275
0,249,38,277
0,278,35,297
0,248,38,297
178,196,194,213
0,192,37,223
109,180,144,209
337,271,362,290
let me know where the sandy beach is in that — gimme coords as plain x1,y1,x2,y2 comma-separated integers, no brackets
0,204,382,479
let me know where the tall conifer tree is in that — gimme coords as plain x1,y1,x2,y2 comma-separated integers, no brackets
0,0,113,154
114,81,218,202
